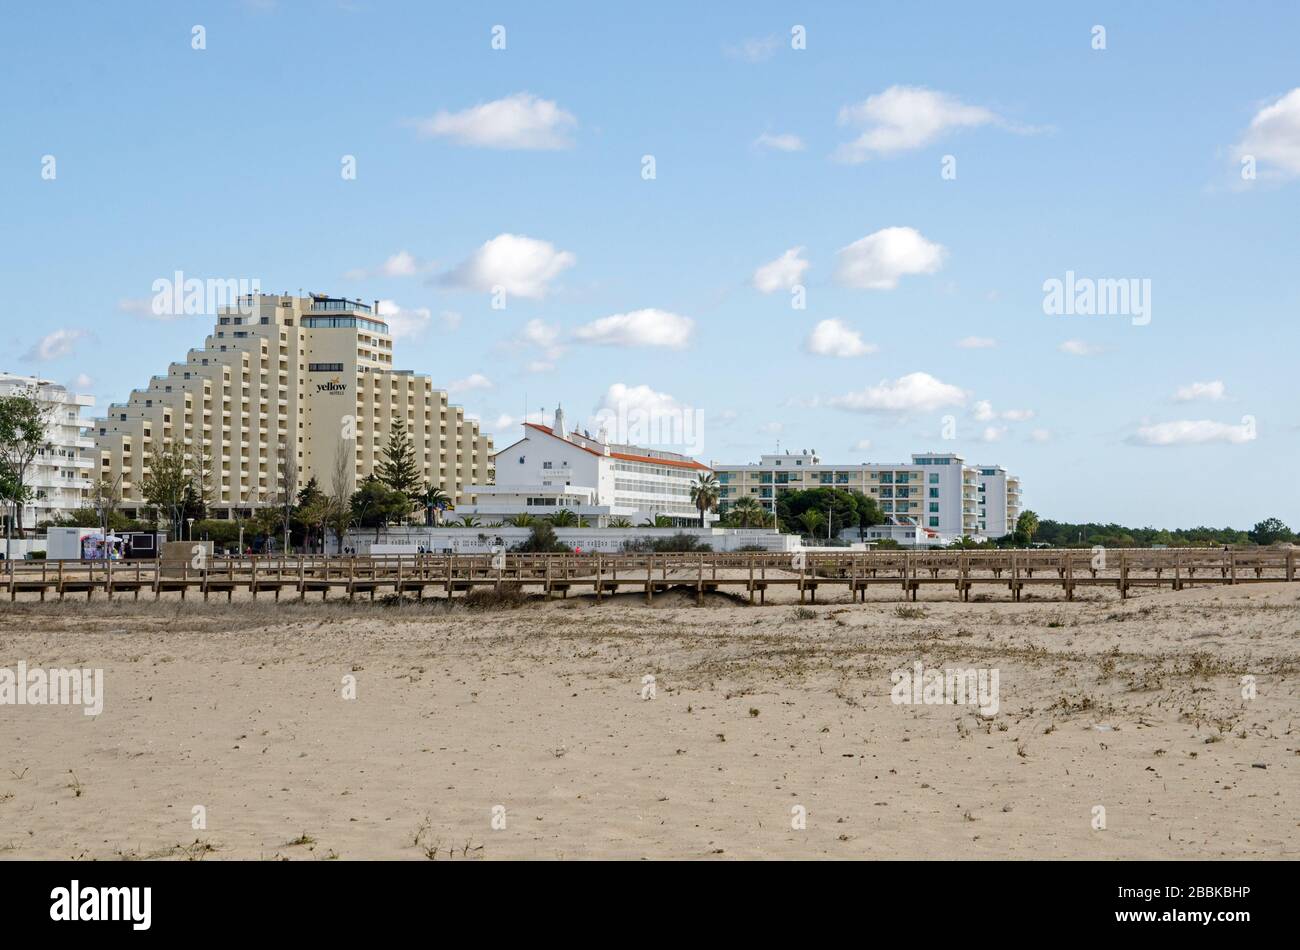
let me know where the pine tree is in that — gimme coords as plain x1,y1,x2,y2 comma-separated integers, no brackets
377,420,421,496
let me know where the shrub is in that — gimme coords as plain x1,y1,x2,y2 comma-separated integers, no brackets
463,583,530,609
511,523,571,554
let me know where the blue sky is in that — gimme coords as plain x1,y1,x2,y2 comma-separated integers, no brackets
3,1,1297,527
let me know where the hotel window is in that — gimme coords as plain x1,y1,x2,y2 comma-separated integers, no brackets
929,473,939,484
929,488,939,498
307,363,344,373
929,517,940,528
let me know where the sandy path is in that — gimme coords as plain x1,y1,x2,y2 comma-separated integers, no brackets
1,582,1296,859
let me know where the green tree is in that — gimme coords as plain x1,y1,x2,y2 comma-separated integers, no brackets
606,516,632,528
689,473,719,528
0,388,53,538
548,509,579,527
511,522,570,553
417,484,449,526
350,475,409,542
140,444,191,540
726,495,770,528
1014,510,1040,546
505,513,536,527
377,419,422,498
1248,517,1293,545
639,515,674,528
800,509,827,538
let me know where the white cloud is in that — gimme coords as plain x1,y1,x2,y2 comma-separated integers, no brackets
980,425,1008,442
956,336,997,349
573,309,694,349
493,410,547,431
72,373,94,390
1028,428,1051,443
759,421,784,435
516,318,565,361
725,35,780,63
25,329,86,362
829,371,967,414
1129,419,1257,447
851,438,872,452
376,300,431,340
525,361,554,374
972,400,995,423
1233,88,1300,178
754,132,805,152
448,373,493,393
805,318,877,357
1001,408,1035,422
753,247,810,293
1174,380,1226,402
409,93,576,150
345,250,436,280
592,383,687,423
443,233,575,299
833,86,1014,162
439,310,463,330
1059,339,1105,356
834,227,946,289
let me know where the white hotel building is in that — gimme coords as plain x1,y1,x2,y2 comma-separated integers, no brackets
462,406,715,527
0,372,96,532
714,450,1022,542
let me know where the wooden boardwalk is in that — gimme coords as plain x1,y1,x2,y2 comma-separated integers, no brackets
2,548,1296,604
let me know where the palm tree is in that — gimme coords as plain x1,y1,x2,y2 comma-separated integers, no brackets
506,513,536,527
549,508,579,527
454,515,480,528
689,473,719,528
800,509,826,539
419,485,449,526
729,496,766,528
607,517,633,528
639,515,673,528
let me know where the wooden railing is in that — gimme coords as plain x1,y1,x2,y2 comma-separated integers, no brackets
2,547,1295,604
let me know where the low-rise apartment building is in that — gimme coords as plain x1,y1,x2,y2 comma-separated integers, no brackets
714,449,1023,541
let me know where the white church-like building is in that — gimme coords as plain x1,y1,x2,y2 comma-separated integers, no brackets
460,406,716,527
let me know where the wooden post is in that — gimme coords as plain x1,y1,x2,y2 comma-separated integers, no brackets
1119,551,1128,599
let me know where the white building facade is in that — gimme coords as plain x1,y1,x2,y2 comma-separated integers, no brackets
0,373,96,532
462,406,716,527
715,450,1023,543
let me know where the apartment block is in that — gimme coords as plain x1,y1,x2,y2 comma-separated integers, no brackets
714,449,1022,541
91,293,492,519
0,372,96,530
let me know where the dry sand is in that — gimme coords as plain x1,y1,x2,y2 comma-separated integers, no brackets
1,581,1296,860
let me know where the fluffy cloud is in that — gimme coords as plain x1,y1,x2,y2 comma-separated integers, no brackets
448,373,493,393
1129,419,1257,447
1233,88,1300,178
443,233,575,299
376,300,431,340
956,336,997,349
25,329,86,362
345,250,436,280
753,247,810,293
833,86,1010,162
805,318,877,357
1059,339,1104,356
979,426,1008,442
515,318,565,361
1028,428,1052,443
592,383,687,421
72,373,94,390
754,132,805,152
1174,380,1226,402
410,93,576,150
573,309,694,349
834,227,946,289
829,372,967,414
851,438,873,452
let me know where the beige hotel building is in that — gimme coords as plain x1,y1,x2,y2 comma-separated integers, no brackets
93,293,492,519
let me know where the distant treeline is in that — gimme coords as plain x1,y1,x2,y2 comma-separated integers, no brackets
1030,517,1295,548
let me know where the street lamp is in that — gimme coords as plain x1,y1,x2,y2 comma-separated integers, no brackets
186,518,195,542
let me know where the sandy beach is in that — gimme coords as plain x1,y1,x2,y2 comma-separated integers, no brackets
1,581,1296,860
